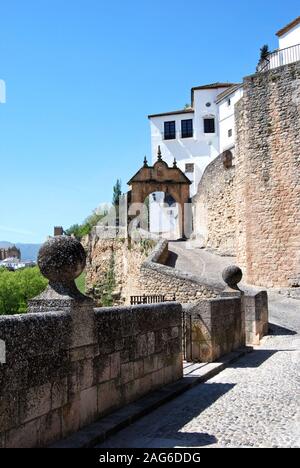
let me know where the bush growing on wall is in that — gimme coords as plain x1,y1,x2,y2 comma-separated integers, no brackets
0,267,48,315
93,252,116,307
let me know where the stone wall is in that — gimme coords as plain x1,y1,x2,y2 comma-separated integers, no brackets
235,62,300,287
85,234,222,305
0,303,182,448
192,62,300,288
243,291,269,346
193,154,236,256
84,233,154,305
183,297,244,362
138,240,223,303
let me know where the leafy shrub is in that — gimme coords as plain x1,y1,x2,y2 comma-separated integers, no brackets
0,267,48,315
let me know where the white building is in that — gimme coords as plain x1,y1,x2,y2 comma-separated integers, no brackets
277,16,300,50
148,82,241,236
258,16,300,72
216,84,244,156
148,83,240,197
147,17,300,237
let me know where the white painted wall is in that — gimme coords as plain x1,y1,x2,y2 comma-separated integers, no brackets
148,85,241,237
218,87,243,154
149,86,233,197
149,193,180,238
279,23,300,49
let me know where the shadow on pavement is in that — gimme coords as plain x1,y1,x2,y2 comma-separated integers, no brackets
166,251,178,268
101,383,234,448
229,349,279,368
268,323,297,336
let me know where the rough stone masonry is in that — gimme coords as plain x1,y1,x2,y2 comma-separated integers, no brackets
0,236,183,448
193,61,300,289
235,62,300,288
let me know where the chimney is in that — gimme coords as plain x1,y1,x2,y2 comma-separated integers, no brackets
54,226,64,237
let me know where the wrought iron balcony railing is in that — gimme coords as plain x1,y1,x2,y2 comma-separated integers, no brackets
257,43,300,73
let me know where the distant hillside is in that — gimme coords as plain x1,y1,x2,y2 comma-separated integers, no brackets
0,242,41,262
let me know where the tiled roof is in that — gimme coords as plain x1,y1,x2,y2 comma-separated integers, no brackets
216,84,243,103
191,82,238,91
191,82,240,106
148,108,194,119
276,16,300,37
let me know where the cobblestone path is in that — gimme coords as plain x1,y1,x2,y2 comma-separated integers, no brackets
98,299,300,448
166,241,234,287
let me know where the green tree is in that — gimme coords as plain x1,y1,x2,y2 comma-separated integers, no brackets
260,44,269,62
94,252,116,307
0,267,48,315
65,209,108,240
112,179,122,207
112,179,122,226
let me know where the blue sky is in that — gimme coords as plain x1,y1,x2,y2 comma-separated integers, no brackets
0,0,298,243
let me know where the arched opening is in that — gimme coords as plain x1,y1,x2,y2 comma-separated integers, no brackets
127,149,192,240
146,191,181,240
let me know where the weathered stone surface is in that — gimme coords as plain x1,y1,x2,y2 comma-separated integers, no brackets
193,153,237,256
193,62,300,290
138,240,222,303
235,62,300,288
243,291,269,345
29,236,93,312
38,236,86,284
84,235,149,306
222,265,243,290
183,297,244,363
0,301,182,448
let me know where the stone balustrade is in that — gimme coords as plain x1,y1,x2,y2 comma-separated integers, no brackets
0,236,269,448
0,236,183,448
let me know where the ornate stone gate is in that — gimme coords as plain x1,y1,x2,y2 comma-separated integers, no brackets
127,147,192,238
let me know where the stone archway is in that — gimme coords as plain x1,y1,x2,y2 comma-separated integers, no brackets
127,147,192,238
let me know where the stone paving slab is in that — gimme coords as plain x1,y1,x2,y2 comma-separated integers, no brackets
96,322,300,449
50,347,251,448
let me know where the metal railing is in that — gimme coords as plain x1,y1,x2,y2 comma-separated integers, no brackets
130,294,176,305
257,43,300,73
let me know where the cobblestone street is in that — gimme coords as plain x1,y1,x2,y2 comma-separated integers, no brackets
98,297,300,448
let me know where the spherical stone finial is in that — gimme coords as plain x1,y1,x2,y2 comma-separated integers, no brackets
38,236,86,284
222,265,243,290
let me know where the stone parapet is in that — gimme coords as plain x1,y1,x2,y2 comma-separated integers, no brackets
0,236,183,448
139,239,223,303
183,297,244,363
243,291,269,345
0,302,182,448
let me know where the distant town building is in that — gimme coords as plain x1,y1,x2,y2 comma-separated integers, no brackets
54,226,64,236
0,257,36,271
0,246,21,261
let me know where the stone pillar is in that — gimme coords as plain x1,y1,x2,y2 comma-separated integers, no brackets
28,236,96,348
183,296,244,363
54,226,64,236
243,291,269,345
221,265,245,343
221,265,269,345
